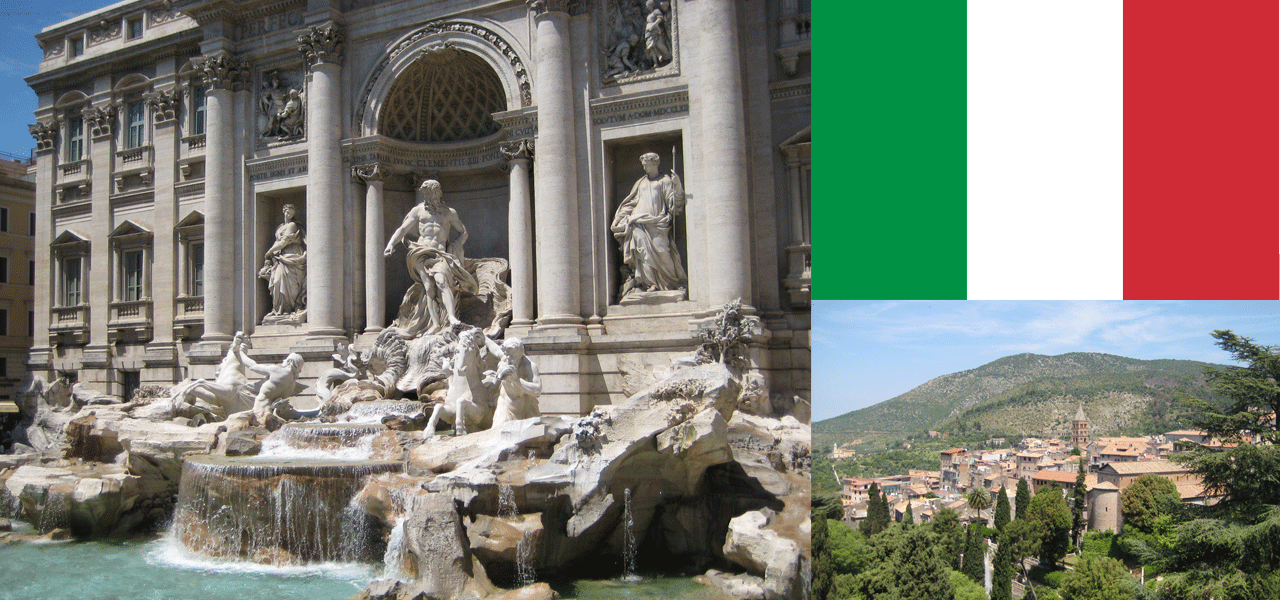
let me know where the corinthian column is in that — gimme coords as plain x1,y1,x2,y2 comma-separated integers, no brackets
700,0,752,308
353,164,384,333
500,139,535,326
196,53,249,342
299,23,346,337
528,0,582,330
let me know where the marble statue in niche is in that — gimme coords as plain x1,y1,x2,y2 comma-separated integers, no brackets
611,152,687,300
385,179,478,337
260,70,305,140
602,0,674,82
260,204,307,324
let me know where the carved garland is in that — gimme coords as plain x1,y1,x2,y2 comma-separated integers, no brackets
499,138,534,161
356,21,532,132
298,23,344,68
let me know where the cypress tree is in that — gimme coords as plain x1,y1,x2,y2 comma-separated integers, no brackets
1071,458,1088,548
811,514,832,600
1015,478,1031,521
961,525,984,584
991,531,1015,600
861,483,886,536
994,485,1011,532
891,525,955,600
904,502,915,526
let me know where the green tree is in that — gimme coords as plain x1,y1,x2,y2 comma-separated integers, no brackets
1059,555,1139,600
1120,473,1179,534
1027,488,1071,567
1004,518,1040,578
928,506,965,570
1070,446,1081,456
1015,478,1031,521
860,483,886,536
967,488,993,524
811,511,833,600
991,531,1015,600
889,526,955,600
961,525,984,584
950,568,988,600
1071,458,1088,548
813,490,844,521
994,485,1011,532
827,519,872,575
903,502,914,526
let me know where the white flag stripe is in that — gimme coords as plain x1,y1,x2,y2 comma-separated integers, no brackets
967,2,1124,300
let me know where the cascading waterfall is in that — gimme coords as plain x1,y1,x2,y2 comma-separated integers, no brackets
37,490,69,533
622,487,640,582
259,423,387,460
340,401,428,424
171,455,400,564
381,515,410,580
984,539,994,595
498,484,536,586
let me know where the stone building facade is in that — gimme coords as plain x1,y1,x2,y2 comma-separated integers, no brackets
25,0,811,415
0,158,36,412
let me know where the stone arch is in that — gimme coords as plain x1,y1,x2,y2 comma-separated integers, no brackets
54,91,89,110
113,73,152,94
378,50,506,143
355,19,532,137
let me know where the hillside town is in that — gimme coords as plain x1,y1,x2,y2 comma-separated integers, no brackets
834,406,1250,533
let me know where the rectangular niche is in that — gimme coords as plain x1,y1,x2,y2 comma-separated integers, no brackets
605,133,686,307
255,188,307,326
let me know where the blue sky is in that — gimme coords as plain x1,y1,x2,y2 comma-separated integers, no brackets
0,0,121,159
813,300,1280,423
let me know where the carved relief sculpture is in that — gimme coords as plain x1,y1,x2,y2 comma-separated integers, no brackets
601,0,675,82
611,152,687,299
259,70,305,140
385,179,479,337
259,203,307,324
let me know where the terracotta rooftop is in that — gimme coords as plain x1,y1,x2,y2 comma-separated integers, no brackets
1032,470,1079,483
1176,482,1210,500
1098,460,1186,475
941,448,967,455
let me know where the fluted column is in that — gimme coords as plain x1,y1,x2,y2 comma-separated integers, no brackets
299,23,346,337
500,139,535,326
700,0,752,307
528,0,582,329
353,164,384,333
195,54,248,343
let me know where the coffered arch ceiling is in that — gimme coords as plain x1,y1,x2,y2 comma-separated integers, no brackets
377,50,506,143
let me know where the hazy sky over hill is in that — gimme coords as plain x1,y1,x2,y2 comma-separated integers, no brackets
813,301,1280,422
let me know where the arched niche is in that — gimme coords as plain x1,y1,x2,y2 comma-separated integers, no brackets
355,19,531,137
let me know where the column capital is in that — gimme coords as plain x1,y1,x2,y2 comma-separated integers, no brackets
29,121,57,153
528,0,571,17
195,53,251,92
83,104,116,139
145,89,180,125
298,23,345,69
351,163,384,184
499,138,535,161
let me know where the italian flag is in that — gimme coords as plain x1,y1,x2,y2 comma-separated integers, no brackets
818,1,1279,300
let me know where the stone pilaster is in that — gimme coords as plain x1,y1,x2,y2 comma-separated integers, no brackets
87,101,114,353
29,122,55,370
195,53,249,343
700,0,752,308
527,0,582,330
500,139,535,327
299,23,346,339
148,87,179,348
352,164,384,333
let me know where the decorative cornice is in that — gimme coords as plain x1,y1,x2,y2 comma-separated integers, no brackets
84,105,117,139
145,89,180,124
499,138,534,161
29,122,57,152
42,42,65,59
195,53,251,91
298,23,344,69
589,89,688,126
149,0,182,26
528,0,572,16
351,163,383,183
